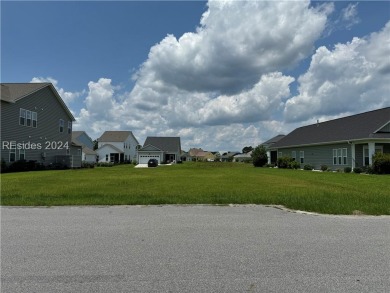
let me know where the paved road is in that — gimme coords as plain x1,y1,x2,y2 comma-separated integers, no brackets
1,205,389,292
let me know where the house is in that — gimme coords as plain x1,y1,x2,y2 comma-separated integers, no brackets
72,131,97,163
1,83,81,168
96,131,139,163
260,134,285,164
195,151,216,162
221,151,240,162
271,107,390,170
233,151,253,163
137,137,181,164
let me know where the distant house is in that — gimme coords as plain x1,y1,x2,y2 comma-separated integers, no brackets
1,83,81,168
221,151,240,162
72,131,97,163
195,151,216,162
271,107,390,170
137,137,181,164
96,131,139,163
233,151,252,163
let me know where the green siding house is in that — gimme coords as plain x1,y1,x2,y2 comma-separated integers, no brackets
1,83,81,168
271,107,390,170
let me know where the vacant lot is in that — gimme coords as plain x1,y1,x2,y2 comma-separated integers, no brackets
1,162,389,215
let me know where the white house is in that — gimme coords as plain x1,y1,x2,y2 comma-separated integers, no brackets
96,131,139,163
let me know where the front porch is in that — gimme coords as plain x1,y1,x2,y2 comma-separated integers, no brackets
352,142,390,168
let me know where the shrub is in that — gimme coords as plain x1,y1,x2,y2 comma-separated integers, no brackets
362,165,374,174
344,167,352,173
303,164,313,171
289,161,300,169
251,145,268,167
353,167,362,174
82,162,95,168
96,162,114,167
372,153,390,174
320,165,328,171
277,156,293,169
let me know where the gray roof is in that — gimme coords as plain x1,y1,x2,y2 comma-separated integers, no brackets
273,107,390,148
261,135,285,146
142,137,181,152
97,143,123,154
83,147,96,155
1,83,75,120
98,131,138,143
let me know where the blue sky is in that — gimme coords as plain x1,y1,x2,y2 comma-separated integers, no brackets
2,1,390,150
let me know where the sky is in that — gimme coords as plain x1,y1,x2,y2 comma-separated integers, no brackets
2,0,390,151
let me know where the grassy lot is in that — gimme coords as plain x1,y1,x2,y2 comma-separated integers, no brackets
1,162,389,215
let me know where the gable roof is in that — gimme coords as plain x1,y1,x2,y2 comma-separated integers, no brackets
273,107,390,148
98,131,138,143
96,143,123,153
1,83,75,121
143,137,181,152
261,134,285,147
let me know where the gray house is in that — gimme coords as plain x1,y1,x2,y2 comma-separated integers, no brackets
271,107,390,170
1,83,81,168
137,137,181,164
72,131,97,163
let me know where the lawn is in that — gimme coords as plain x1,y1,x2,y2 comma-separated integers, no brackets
1,162,389,215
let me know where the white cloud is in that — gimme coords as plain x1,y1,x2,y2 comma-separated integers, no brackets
341,3,360,29
132,0,327,99
284,21,390,122
30,77,83,104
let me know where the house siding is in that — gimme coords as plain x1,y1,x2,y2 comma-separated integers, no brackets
1,86,73,166
277,143,351,170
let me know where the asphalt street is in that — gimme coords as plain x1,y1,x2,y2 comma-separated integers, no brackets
1,205,389,292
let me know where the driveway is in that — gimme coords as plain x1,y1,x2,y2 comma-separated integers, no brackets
1,205,389,292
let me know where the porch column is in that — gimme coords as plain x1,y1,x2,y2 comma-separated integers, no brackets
267,151,271,164
368,142,375,165
351,143,355,169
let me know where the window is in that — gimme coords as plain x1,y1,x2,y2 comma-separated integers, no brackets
59,119,64,132
77,149,81,156
19,149,25,161
106,154,109,162
291,151,296,161
333,148,348,165
32,112,37,128
342,148,347,165
363,146,383,166
26,110,32,127
68,121,72,134
10,149,16,162
337,149,342,165
333,149,337,165
20,109,26,125
300,151,304,164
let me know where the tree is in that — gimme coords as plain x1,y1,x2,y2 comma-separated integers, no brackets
242,146,253,154
93,140,98,151
251,145,268,167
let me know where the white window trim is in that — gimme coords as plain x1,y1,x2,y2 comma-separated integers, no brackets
363,145,383,166
59,119,64,133
19,108,26,126
32,111,37,128
19,149,26,160
9,149,16,162
291,151,296,161
300,151,304,164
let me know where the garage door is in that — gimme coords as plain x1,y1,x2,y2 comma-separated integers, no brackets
139,155,161,164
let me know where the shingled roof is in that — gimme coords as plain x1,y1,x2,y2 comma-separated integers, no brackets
143,137,181,152
98,131,138,143
1,83,75,120
273,107,390,148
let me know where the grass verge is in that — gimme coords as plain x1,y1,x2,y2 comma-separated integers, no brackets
1,162,389,215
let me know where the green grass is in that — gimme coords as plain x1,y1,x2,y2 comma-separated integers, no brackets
1,162,389,215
